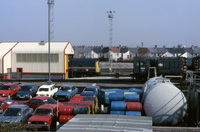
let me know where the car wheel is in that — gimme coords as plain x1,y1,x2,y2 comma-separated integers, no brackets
8,94,11,99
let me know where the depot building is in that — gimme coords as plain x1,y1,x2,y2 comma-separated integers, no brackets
0,41,74,80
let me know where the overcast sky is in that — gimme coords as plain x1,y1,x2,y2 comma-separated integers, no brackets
1,0,200,47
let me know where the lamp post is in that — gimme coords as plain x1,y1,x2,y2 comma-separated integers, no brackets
47,0,54,85
107,11,115,74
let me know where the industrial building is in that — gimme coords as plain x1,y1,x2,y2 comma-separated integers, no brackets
0,41,74,80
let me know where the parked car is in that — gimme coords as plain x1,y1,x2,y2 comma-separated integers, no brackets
36,84,58,97
54,85,78,101
27,104,58,131
24,96,63,110
0,105,33,125
16,84,38,100
80,86,100,97
0,97,19,112
0,83,21,99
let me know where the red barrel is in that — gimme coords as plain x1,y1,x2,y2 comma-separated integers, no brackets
68,100,81,104
59,115,74,124
59,105,75,115
71,96,85,101
126,102,142,112
81,101,94,108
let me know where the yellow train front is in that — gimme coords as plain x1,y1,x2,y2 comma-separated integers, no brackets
68,58,100,77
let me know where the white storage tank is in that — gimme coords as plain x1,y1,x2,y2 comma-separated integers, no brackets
142,77,187,125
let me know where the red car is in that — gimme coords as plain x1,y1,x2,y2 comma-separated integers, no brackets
24,96,63,110
0,83,21,99
0,97,19,112
27,104,58,131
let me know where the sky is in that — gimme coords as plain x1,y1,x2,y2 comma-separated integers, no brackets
1,0,200,48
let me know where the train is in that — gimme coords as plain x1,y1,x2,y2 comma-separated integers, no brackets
68,58,100,77
133,56,200,80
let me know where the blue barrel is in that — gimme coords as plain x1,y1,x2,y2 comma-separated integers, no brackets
110,111,125,115
116,89,129,93
109,92,124,101
125,94,140,102
111,101,126,111
73,107,88,114
125,111,141,116
129,88,143,95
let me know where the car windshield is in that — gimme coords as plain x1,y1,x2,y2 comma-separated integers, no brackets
21,86,32,91
83,88,95,93
4,99,14,105
34,108,53,115
3,108,21,116
44,98,57,104
39,88,49,92
60,87,71,92
0,86,10,90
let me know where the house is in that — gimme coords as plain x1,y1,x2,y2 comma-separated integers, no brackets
129,48,138,60
148,45,167,57
102,47,121,61
120,47,130,61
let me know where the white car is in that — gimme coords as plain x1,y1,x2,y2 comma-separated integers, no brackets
36,84,58,97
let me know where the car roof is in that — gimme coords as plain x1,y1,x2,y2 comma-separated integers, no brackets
0,97,8,101
23,84,36,86
61,85,74,88
85,86,100,89
39,84,55,88
31,96,51,100
37,104,57,109
7,105,28,109
2,83,17,86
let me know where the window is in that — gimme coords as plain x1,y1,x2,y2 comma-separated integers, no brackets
16,53,59,63
38,100,43,106
30,100,38,105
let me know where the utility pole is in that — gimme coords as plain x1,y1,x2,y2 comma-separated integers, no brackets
107,11,115,74
47,0,54,85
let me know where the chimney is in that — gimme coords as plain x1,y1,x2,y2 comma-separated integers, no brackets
119,45,121,49
173,46,176,49
163,45,166,48
155,45,157,49
191,45,194,49
101,44,103,49
137,46,140,49
141,42,143,48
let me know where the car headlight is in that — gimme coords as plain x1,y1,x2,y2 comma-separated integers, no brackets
44,122,48,125
2,94,5,96
26,95,30,97
28,121,31,124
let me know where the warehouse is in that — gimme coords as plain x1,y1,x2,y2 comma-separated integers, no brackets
0,41,74,80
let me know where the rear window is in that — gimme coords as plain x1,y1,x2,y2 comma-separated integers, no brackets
0,86,10,90
4,99,14,105
39,88,49,92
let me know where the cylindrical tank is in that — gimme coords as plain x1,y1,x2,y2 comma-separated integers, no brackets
109,92,124,101
111,101,126,111
126,111,141,116
110,111,125,115
126,102,142,112
59,115,74,124
125,94,140,102
59,105,75,115
142,77,187,126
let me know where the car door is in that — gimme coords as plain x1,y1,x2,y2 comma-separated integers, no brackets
0,101,8,110
28,99,39,109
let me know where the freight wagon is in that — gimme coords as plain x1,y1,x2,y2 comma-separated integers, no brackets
68,58,100,77
133,57,187,80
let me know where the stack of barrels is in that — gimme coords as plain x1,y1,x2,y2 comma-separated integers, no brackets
109,88,143,116
59,96,97,124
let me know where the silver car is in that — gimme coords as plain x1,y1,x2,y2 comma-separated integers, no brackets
0,105,33,125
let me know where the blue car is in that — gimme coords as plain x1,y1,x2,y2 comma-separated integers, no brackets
16,84,38,99
0,105,33,125
80,86,100,97
54,85,78,101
